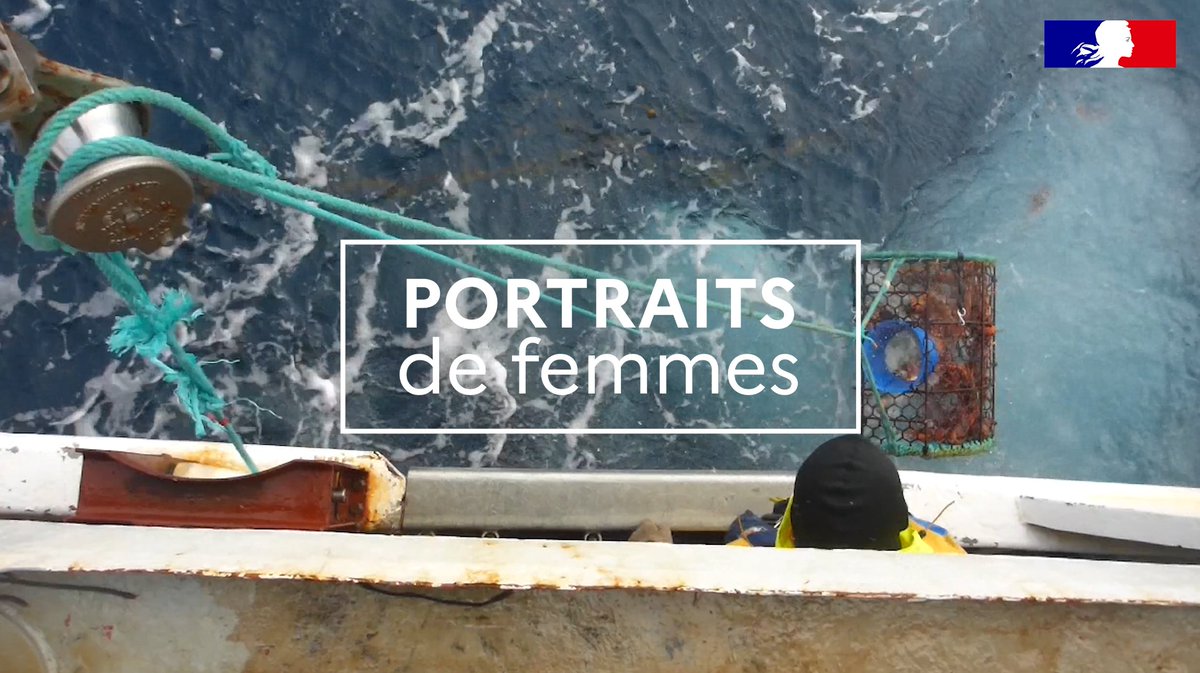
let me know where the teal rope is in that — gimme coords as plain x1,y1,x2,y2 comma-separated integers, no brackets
254,188,615,332
888,437,994,458
861,259,901,329
27,87,853,339
14,85,988,460
64,136,855,339
90,253,259,473
864,250,997,264
859,258,902,452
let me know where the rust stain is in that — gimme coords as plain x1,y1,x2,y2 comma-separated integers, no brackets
170,446,399,531
72,450,370,532
1075,103,1109,124
460,570,504,586
120,563,1193,608
56,443,403,531
172,446,254,474
37,56,126,87
202,576,1200,673
1028,186,1052,216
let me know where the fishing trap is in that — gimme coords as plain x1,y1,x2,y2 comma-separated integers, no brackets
859,252,997,457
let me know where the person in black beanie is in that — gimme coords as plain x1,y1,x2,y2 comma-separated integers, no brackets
785,434,910,550
725,435,966,554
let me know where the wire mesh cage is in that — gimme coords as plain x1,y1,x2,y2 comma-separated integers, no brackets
860,252,997,457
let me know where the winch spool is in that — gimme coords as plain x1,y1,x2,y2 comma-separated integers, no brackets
860,252,997,457
41,103,194,253
0,22,195,254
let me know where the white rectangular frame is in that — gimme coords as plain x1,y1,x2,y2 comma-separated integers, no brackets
340,239,861,435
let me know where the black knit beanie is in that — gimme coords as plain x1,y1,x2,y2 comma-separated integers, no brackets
790,435,909,551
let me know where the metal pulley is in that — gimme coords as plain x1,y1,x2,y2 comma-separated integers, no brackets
0,22,194,254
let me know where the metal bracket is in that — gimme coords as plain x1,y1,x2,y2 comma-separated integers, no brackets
0,23,198,254
0,23,148,154
0,23,40,123
72,449,371,532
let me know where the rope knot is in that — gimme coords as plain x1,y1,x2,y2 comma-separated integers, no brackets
107,289,202,360
219,138,278,179
162,365,227,436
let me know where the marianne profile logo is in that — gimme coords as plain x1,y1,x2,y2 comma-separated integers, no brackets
1044,20,1176,68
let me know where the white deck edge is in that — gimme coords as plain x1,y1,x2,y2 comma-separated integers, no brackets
3,431,1200,557
1,519,1198,607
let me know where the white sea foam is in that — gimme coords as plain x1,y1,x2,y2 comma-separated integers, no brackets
10,0,53,32
345,3,513,150
290,135,329,188
441,173,472,232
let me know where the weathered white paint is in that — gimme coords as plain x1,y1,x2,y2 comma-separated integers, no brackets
1017,496,1200,551
4,432,1200,559
2,573,251,673
1,519,1199,673
898,470,1200,556
3,570,1197,673
3,432,1200,673
2,519,1199,605
0,438,82,520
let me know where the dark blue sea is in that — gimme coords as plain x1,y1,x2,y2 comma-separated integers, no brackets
1,0,1197,486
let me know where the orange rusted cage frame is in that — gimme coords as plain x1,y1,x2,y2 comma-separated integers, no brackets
860,253,997,458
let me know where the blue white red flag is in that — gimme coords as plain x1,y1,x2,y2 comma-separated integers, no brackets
1044,20,1176,68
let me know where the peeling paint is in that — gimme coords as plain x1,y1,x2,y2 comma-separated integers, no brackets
3,573,1199,673
4,520,1199,611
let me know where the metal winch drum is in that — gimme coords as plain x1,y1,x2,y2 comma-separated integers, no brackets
41,102,195,254
0,21,196,254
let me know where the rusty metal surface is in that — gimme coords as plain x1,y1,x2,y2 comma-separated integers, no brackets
861,257,996,452
72,449,369,532
0,571,1198,673
3,519,1200,608
0,25,40,123
5,48,146,155
0,432,407,532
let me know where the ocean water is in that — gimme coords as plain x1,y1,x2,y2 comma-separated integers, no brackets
0,0,1196,485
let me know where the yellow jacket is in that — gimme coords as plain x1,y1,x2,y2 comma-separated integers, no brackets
729,497,967,554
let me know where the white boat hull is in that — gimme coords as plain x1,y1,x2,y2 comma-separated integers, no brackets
2,519,1199,673
1,432,1199,672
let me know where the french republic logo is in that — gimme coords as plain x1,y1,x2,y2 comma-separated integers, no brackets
1044,20,1176,68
